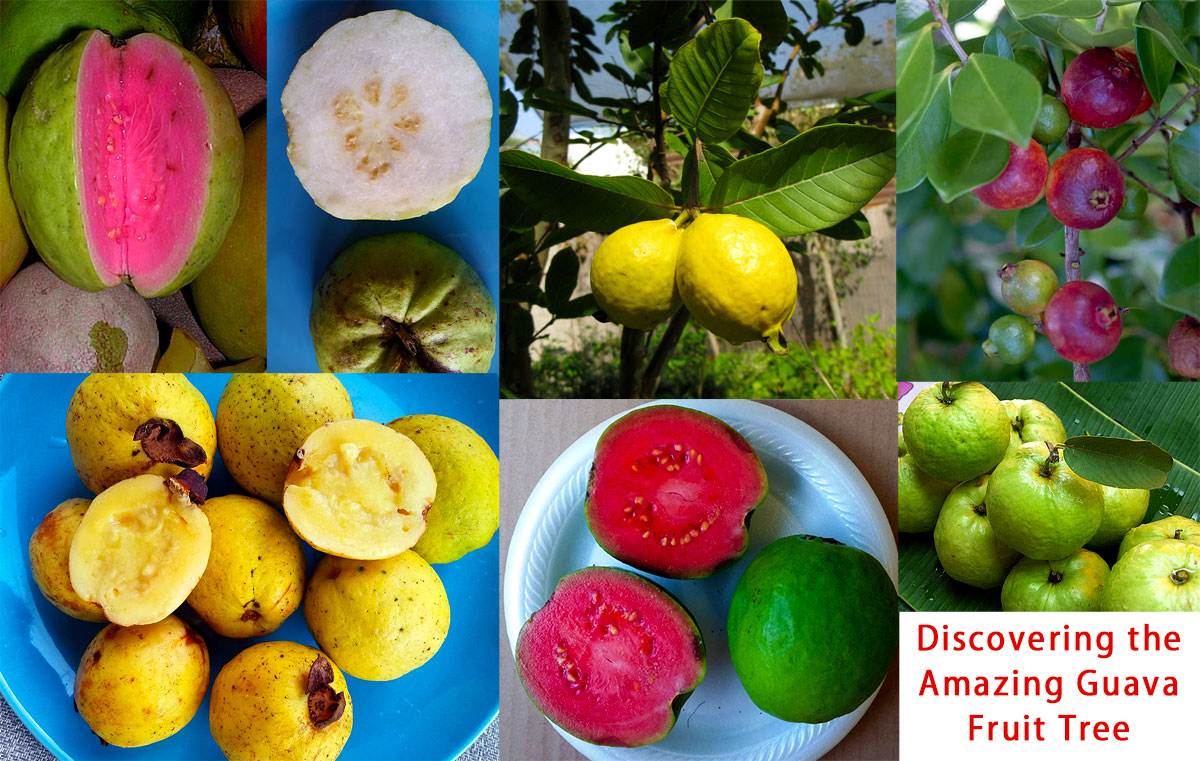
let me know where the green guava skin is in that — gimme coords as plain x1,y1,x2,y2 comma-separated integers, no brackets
8,29,242,297
898,455,954,533
1086,485,1151,550
1001,399,1067,455
727,535,897,724
1102,542,1200,612
1001,549,1110,612
933,475,1020,589
902,382,1010,483
1117,515,1200,560
898,429,907,457
985,441,1104,560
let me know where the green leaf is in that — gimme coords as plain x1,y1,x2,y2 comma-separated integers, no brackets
950,54,1041,145
1004,0,1104,20
1012,13,1131,51
708,125,896,237
817,0,834,25
499,150,676,233
927,129,1008,202
1158,237,1200,316
731,0,787,51
817,211,871,241
526,88,598,118
897,23,936,132
1062,436,1174,490
1169,122,1200,206
898,0,986,33
1015,202,1063,248
982,26,1013,60
544,248,579,311
1136,2,1199,82
663,19,764,143
844,15,865,46
1135,26,1177,106
508,307,535,347
554,293,599,319
500,283,547,307
897,66,952,193
499,88,518,145
683,141,736,205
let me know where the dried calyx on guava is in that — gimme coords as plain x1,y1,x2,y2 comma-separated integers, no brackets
515,566,706,747
69,471,211,626
8,29,242,297
306,656,347,729
133,417,207,468
585,405,768,579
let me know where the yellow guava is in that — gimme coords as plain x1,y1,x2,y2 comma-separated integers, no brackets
589,219,683,330
28,498,106,622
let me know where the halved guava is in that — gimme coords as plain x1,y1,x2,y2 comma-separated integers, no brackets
281,10,491,220
283,419,436,559
69,472,211,626
515,566,705,748
585,405,768,579
8,29,242,297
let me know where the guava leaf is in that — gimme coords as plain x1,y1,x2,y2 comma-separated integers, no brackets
1014,202,1064,249
729,0,787,52
499,150,676,233
1012,13,1131,52
681,141,736,205
897,23,935,133
1158,237,1200,316
708,124,895,237
897,65,952,192
499,88,518,145
926,128,1008,202
1062,436,1174,490
543,248,580,311
982,26,1013,60
1136,3,1199,82
553,294,599,319
949,54,1041,145
662,19,763,143
526,88,598,118
816,211,871,241
897,0,986,34
1134,25,1177,105
1004,0,1104,20
1168,122,1200,206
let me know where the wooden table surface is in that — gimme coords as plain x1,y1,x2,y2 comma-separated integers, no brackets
498,399,899,761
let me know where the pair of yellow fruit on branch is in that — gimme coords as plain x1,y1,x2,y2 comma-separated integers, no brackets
589,213,798,354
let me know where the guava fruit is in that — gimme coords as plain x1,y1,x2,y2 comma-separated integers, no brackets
590,219,683,330
74,615,208,748
227,0,266,76
210,641,352,761
69,471,211,625
1103,541,1199,612
216,373,354,504
305,551,450,681
985,441,1104,560
676,213,797,353
309,232,497,373
28,498,107,622
901,382,1010,482
0,0,180,100
191,117,266,360
387,415,499,564
283,419,436,559
1001,549,1109,612
0,262,158,372
1086,485,1150,550
0,96,28,289
66,373,216,493
282,10,491,220
933,476,1020,589
898,454,954,533
187,494,307,638
728,535,897,723
584,405,768,578
1117,515,1200,560
8,29,242,297
515,566,705,747
1001,398,1067,454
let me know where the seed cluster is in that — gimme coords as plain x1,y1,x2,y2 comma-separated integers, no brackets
332,77,422,181
623,445,718,545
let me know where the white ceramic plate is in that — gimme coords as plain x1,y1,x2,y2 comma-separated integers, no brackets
504,400,897,761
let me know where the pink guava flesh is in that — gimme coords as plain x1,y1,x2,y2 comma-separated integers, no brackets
515,567,705,747
586,406,768,578
77,33,211,292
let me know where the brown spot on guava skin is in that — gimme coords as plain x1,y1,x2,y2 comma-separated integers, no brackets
327,567,341,581
306,656,346,729
240,609,262,622
133,418,207,468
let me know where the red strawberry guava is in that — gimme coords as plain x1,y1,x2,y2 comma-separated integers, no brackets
585,405,768,579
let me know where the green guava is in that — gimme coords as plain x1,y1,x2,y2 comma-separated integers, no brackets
1001,549,1109,612
902,382,1010,482
1086,485,1150,550
985,442,1103,560
1117,515,1200,560
1102,542,1199,612
933,475,1020,589
898,454,954,533
1001,398,1067,455
727,535,897,724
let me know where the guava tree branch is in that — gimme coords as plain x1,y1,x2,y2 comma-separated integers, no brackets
648,34,670,187
1117,85,1200,163
618,328,646,397
1094,1,1108,33
926,0,967,64
1062,121,1090,382
638,308,691,397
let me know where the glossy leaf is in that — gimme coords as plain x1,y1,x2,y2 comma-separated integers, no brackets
731,0,787,51
1004,0,1104,20
1136,2,1199,81
898,0,986,34
817,211,871,241
982,26,1013,60
950,54,1041,145
683,141,736,205
1135,25,1176,105
544,248,579,311
1015,202,1063,249
499,150,676,233
897,23,935,132
663,19,763,143
1063,436,1174,490
708,124,896,236
1158,237,1200,316
897,66,952,193
1013,13,1131,51
1169,122,1200,206
927,129,1008,202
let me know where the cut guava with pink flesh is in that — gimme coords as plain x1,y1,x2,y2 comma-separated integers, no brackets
585,405,768,579
8,30,242,297
515,566,705,748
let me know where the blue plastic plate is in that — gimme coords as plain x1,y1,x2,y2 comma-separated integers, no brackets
0,373,499,761
266,0,500,372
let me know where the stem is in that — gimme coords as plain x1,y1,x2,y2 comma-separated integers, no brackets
1062,122,1090,382
1094,2,1108,32
1117,86,1200,163
927,0,968,64
649,35,670,188
1041,39,1061,93
638,308,691,397
799,338,841,399
618,327,645,397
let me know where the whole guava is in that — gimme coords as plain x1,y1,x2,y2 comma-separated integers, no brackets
1117,515,1200,560
1086,485,1150,550
901,382,1010,482
898,454,954,533
28,498,106,622
1102,542,1199,612
589,219,683,330
933,475,1020,589
1001,398,1067,454
309,232,496,373
727,535,897,723
985,442,1103,560
1001,549,1110,612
